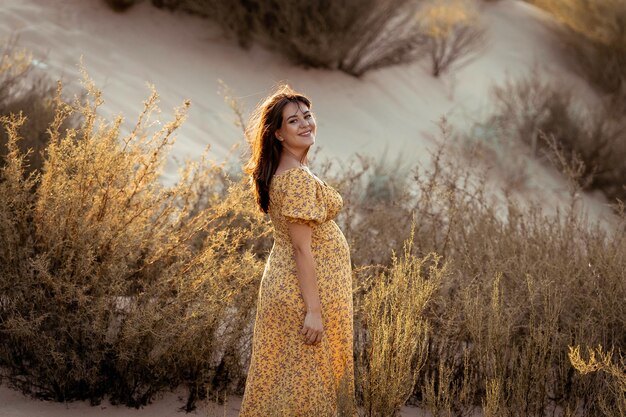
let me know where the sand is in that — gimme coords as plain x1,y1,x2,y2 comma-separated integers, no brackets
0,0,593,181
0,384,436,417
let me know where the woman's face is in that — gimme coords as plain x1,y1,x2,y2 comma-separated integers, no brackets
274,100,316,152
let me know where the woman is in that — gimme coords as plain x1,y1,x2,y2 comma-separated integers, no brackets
239,84,356,417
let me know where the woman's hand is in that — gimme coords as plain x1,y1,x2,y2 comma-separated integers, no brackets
302,310,324,345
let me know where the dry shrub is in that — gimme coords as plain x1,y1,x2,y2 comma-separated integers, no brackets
102,0,142,12
320,117,625,415
151,0,428,76
0,39,31,103
568,345,626,417
482,69,626,204
151,0,487,77
324,152,416,266
416,133,623,414
0,38,78,175
261,0,425,76
530,0,626,111
416,0,487,77
143,0,492,77
420,350,472,416
0,68,270,407
354,240,445,417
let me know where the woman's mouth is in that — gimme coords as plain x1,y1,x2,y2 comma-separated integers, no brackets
299,130,312,137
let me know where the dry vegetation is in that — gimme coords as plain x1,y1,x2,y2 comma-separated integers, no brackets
355,244,445,416
0,62,270,408
142,0,428,76
1,48,624,416
330,120,625,416
470,69,626,205
0,38,79,175
416,0,486,77
529,0,626,113
569,345,626,416
104,0,488,78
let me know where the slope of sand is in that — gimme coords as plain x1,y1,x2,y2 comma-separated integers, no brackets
0,0,617,414
0,0,592,176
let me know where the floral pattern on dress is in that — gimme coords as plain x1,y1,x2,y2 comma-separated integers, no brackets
239,166,355,417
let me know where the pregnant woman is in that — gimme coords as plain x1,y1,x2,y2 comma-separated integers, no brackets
239,84,356,416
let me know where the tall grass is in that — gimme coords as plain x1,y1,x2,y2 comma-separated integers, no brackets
324,118,625,415
354,241,445,417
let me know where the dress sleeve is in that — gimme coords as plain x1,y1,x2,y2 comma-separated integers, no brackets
280,169,327,226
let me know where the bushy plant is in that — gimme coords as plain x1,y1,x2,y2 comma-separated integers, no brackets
568,345,626,417
354,243,445,417
416,0,487,77
324,118,625,415
0,39,78,176
1,58,624,416
0,69,270,407
144,0,428,76
478,69,626,204
530,0,626,111
109,0,492,77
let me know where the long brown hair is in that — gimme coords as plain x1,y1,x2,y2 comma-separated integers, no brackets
244,84,312,213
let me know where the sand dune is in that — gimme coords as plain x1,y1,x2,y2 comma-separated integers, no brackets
0,0,590,182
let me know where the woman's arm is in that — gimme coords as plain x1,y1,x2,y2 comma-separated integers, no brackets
287,221,324,345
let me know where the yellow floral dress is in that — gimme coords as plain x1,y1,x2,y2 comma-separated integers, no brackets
239,166,356,417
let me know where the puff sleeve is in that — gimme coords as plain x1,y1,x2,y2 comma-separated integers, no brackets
279,169,327,226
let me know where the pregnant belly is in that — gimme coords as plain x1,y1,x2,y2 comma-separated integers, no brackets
313,220,349,251
262,221,351,301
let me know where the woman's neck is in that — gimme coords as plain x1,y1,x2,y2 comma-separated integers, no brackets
281,146,307,167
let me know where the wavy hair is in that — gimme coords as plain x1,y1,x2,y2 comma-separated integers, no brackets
244,84,312,213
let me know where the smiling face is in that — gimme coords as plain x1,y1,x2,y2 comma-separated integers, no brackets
274,100,316,156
